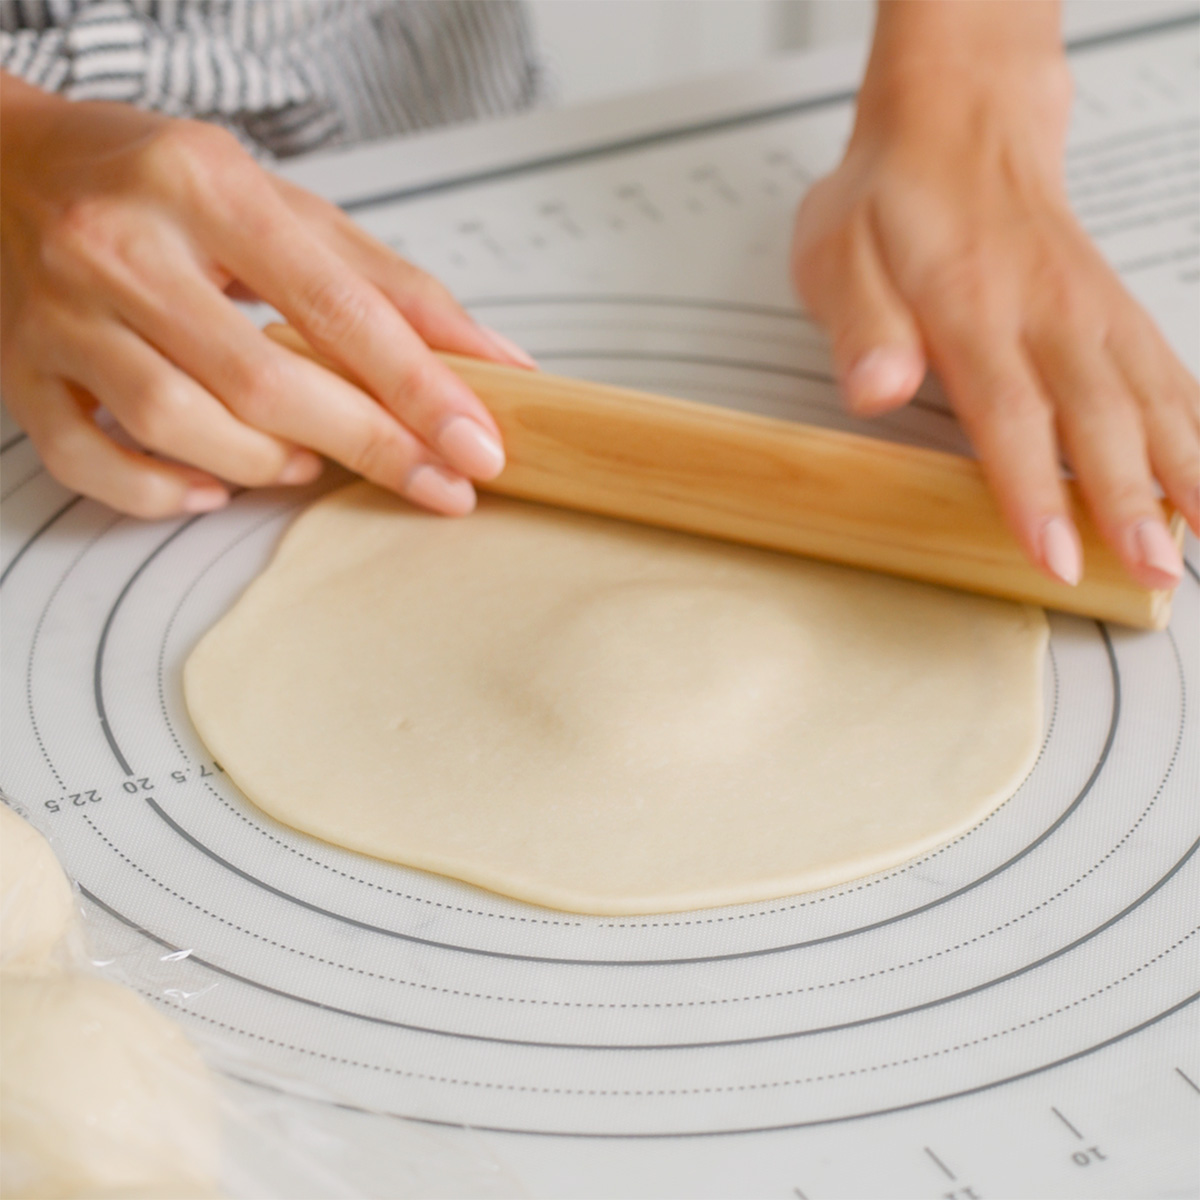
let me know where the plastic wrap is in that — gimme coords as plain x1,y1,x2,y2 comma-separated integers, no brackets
0,801,522,1200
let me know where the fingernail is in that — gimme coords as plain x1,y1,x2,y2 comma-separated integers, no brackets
1040,516,1083,586
277,451,324,485
481,326,538,369
1132,518,1182,583
182,487,229,514
436,416,506,480
843,347,922,411
405,464,476,515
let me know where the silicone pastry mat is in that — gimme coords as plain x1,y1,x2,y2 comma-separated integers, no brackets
2,9,1197,1197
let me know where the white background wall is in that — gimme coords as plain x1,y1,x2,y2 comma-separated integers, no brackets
525,0,874,106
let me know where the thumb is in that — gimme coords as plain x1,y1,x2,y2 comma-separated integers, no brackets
793,210,926,416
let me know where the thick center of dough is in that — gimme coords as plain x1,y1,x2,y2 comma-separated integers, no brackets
496,580,806,763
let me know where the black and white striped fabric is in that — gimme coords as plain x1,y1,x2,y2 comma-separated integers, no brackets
0,0,541,157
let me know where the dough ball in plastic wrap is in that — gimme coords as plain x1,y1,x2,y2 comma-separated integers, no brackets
0,973,220,1199
0,806,75,972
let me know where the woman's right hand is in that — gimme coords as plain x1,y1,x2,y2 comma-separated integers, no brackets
0,71,533,518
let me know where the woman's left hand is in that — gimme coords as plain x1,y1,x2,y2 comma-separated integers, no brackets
791,13,1198,590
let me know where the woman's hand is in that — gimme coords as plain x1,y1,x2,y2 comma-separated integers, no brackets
791,1,1197,590
0,72,533,518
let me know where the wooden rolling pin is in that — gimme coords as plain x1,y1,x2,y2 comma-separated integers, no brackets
266,324,1185,630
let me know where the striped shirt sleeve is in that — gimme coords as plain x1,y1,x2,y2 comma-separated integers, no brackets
0,0,541,158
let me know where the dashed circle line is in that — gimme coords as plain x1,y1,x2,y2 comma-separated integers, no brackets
149,926,1199,1099
18,475,1161,974
80,687,1180,1017
105,532,1180,984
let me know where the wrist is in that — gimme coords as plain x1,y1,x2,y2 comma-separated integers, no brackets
856,1,1070,135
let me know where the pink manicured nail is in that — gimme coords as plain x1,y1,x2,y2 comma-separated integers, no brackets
277,451,324,485
1132,519,1182,583
436,416,506,480
1039,516,1082,586
405,464,476,515
843,348,923,411
182,487,229,514
481,326,538,369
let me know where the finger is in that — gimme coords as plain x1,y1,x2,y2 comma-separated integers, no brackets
101,258,477,514
242,352,477,515
1109,314,1200,534
792,203,925,416
924,313,1083,586
270,177,537,369
57,320,323,489
21,376,229,518
115,274,476,514
211,193,507,480
1033,332,1183,589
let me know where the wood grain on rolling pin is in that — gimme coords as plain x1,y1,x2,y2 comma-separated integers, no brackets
266,324,1184,630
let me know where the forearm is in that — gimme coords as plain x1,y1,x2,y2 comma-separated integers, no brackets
1,70,72,183
870,0,1062,68
1,68,64,121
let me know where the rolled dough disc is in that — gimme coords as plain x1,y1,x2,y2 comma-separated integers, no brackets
184,483,1048,915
